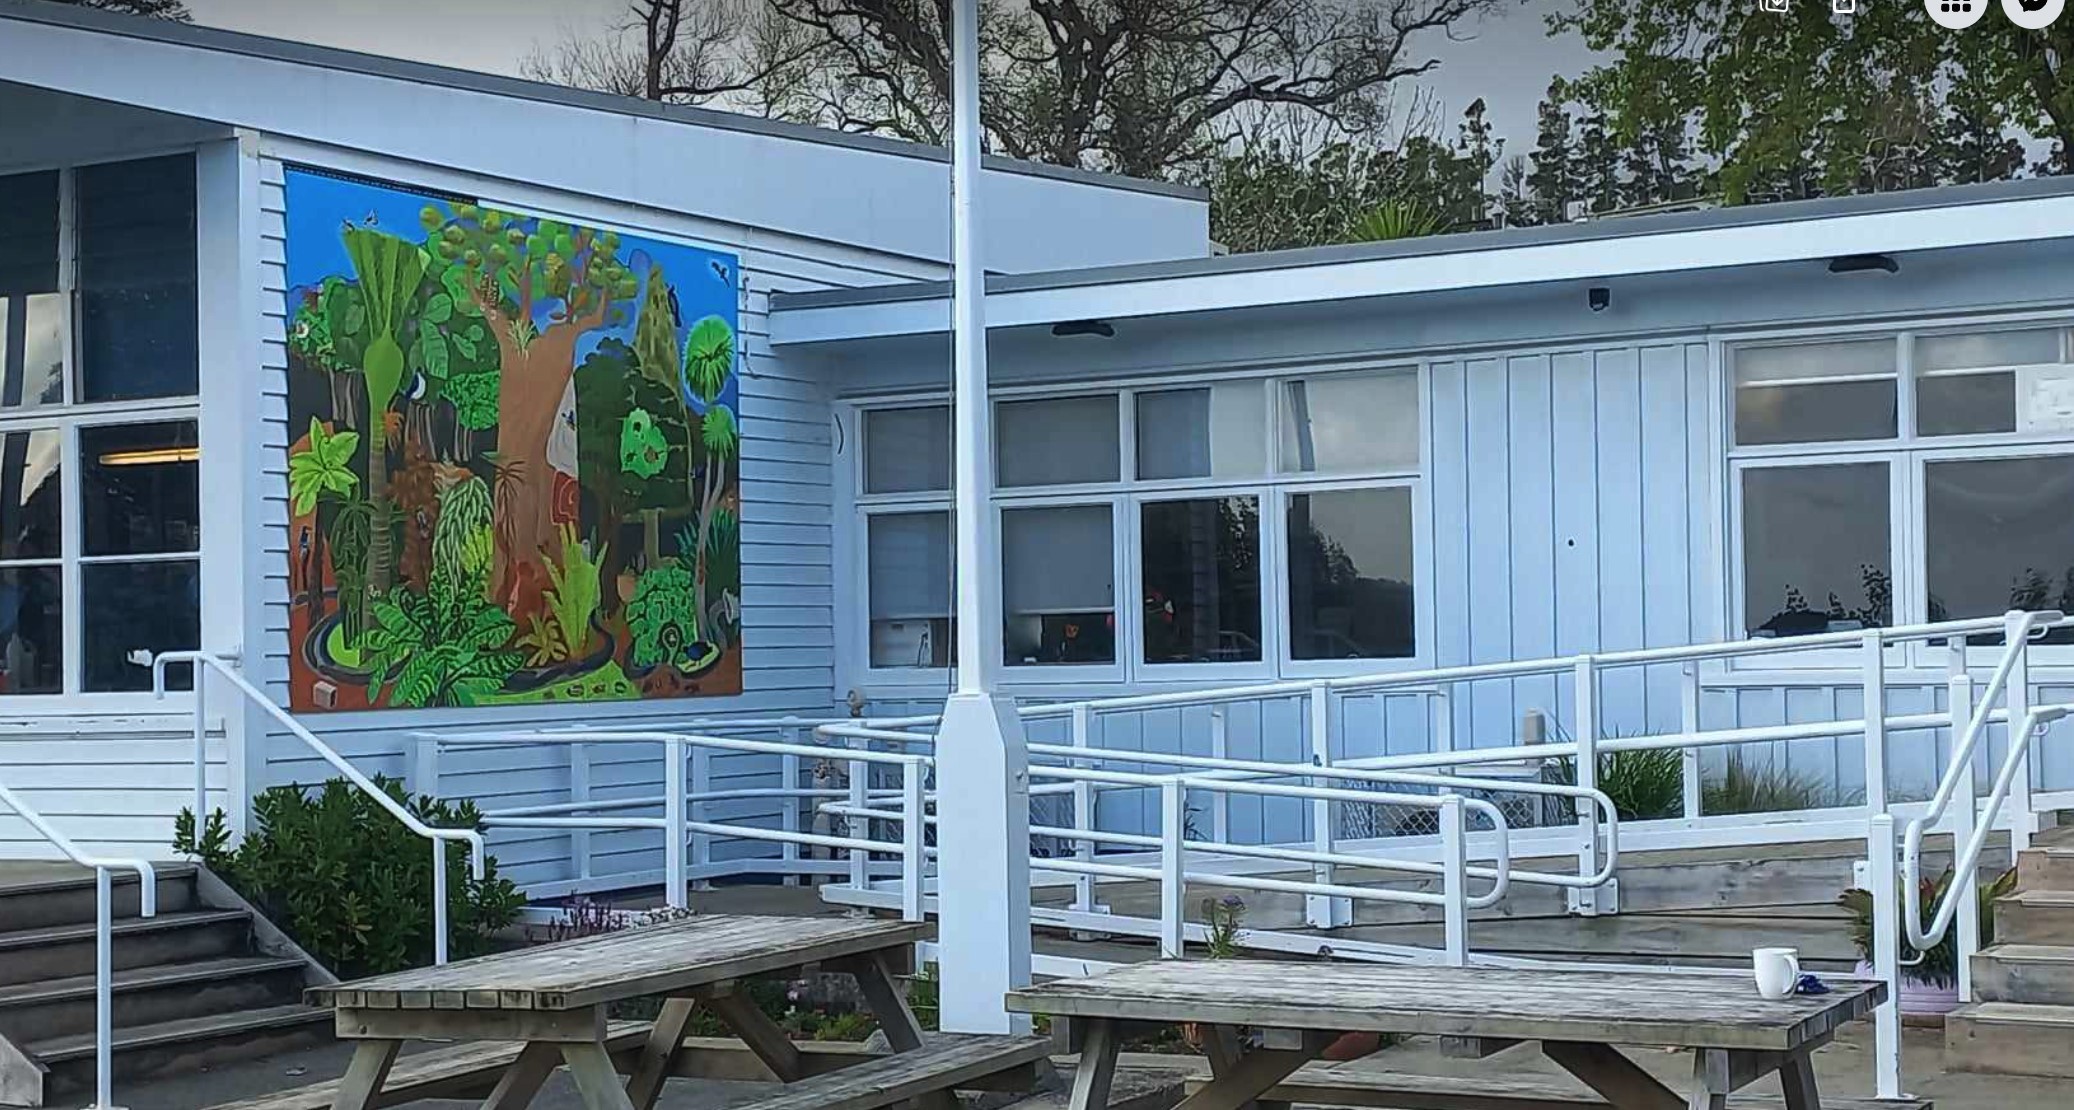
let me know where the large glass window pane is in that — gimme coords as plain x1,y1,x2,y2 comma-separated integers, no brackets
1916,329,2062,437
1288,488,1416,660
1926,456,2074,643
0,566,61,695
863,406,950,494
1003,505,1114,666
1733,339,1897,445
867,511,950,668
1741,463,1890,637
1279,369,1418,474
1142,497,1261,664
80,420,199,556
0,428,61,561
83,559,198,691
77,155,199,402
0,171,62,410
1136,383,1264,480
996,395,1119,487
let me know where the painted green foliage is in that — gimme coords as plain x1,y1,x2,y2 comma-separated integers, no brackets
283,169,742,710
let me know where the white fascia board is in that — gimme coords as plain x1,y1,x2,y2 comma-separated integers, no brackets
770,192,2074,346
0,16,1198,268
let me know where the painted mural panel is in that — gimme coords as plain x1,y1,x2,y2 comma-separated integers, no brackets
281,168,742,711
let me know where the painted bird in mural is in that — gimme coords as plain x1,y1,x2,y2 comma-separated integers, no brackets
710,259,730,285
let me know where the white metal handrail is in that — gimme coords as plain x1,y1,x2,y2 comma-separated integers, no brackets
153,651,485,964
0,776,156,1110
416,728,933,921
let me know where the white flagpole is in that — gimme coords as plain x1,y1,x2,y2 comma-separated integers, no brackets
933,0,1033,1035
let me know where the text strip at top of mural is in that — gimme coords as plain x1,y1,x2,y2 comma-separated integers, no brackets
282,168,743,711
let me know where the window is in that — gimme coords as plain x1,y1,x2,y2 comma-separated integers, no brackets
0,158,200,696
1740,463,1891,637
866,511,950,668
1288,486,1416,659
863,406,949,495
996,395,1119,487
1002,505,1114,666
1136,383,1263,480
1733,339,1896,446
1731,324,2074,646
1142,496,1261,665
849,366,1423,683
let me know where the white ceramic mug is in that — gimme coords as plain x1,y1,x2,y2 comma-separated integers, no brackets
1753,947,1801,1000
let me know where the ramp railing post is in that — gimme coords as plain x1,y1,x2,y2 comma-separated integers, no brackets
1439,795,1468,967
664,737,687,910
1159,778,1186,958
1071,704,1095,913
1570,658,1602,915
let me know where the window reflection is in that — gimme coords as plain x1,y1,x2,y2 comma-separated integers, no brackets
1142,497,1261,664
0,567,61,694
1288,488,1415,659
76,156,199,403
1926,455,2074,645
1742,464,1891,637
83,560,197,692
1003,505,1114,666
0,429,61,561
80,420,200,556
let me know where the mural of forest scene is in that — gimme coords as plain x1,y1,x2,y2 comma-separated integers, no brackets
281,169,742,711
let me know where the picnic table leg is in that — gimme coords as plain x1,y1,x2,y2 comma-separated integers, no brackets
1068,1018,1120,1110
624,997,699,1110
329,1040,400,1110
1176,1030,1330,1110
847,951,929,1052
479,1043,561,1110
697,983,806,1082
1776,1049,1822,1110
560,1042,639,1110
1202,1027,1285,1110
1685,1049,1731,1110
1541,1042,1683,1110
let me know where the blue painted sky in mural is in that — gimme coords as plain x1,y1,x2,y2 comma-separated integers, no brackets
282,168,740,415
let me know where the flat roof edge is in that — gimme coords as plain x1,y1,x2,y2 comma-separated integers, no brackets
771,175,2074,314
0,0,1206,202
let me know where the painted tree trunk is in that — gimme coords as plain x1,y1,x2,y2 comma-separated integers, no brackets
487,318,598,601
366,412,393,596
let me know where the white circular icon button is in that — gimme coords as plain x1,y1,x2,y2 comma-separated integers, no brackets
2003,0,2065,29
1927,0,1989,27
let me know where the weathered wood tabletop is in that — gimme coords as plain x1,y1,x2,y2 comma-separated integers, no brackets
309,914,930,1012
1008,961,1887,1110
305,915,939,1110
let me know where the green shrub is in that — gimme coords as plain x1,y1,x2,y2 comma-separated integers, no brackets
174,776,525,978
1702,752,1837,815
1546,747,1685,822
1839,867,2016,988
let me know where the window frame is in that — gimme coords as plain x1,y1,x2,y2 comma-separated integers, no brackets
1724,318,2074,676
837,361,1432,695
0,161,202,707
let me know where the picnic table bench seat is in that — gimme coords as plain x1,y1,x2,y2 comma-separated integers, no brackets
1183,1065,1935,1110
720,1033,1053,1110
201,1024,655,1110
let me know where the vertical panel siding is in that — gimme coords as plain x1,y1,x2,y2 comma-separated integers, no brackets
250,156,942,892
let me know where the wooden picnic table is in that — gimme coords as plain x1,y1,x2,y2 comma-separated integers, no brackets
306,914,937,1110
1007,960,1887,1110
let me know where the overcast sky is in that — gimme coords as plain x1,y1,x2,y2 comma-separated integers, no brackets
181,0,1597,162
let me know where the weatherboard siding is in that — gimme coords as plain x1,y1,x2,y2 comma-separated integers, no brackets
251,149,943,893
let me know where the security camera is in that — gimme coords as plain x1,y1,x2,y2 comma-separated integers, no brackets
1587,287,1610,313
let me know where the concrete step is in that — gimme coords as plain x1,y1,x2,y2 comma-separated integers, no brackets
1945,1000,2074,1077
2017,847,2074,893
1993,889,2074,946
0,864,199,933
1971,943,2074,1005
0,909,253,987
27,1003,333,1098
0,956,307,1044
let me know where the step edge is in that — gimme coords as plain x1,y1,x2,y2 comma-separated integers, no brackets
0,956,308,1007
0,864,198,900
0,909,250,950
25,1004,329,1062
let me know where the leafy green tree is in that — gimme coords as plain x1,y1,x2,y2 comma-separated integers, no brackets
342,230,426,596
361,579,523,708
287,418,361,628
683,315,736,639
1550,1,2067,205
418,204,639,596
573,339,689,611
